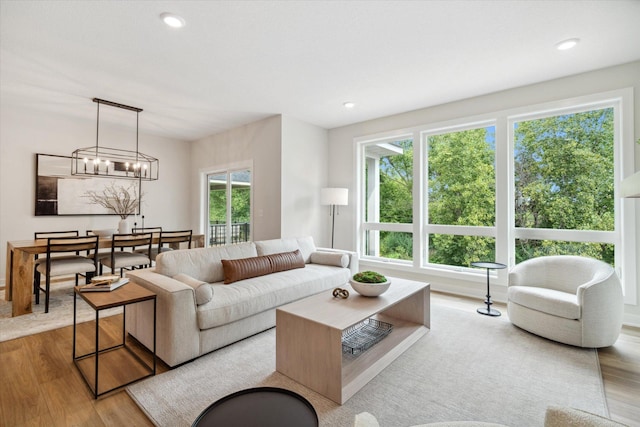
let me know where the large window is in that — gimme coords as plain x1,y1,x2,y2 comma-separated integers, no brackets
357,90,635,302
426,125,496,267
512,108,615,264
362,138,413,261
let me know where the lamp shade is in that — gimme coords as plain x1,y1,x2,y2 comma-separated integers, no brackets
321,188,348,206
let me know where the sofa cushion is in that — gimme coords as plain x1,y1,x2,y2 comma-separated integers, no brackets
255,236,316,263
196,264,349,330
173,273,214,305
222,255,273,284
508,286,580,320
310,251,349,268
156,242,257,283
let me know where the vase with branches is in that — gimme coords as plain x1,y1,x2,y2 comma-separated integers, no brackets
84,182,142,233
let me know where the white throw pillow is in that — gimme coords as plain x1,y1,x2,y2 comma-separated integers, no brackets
310,251,349,268
173,273,214,305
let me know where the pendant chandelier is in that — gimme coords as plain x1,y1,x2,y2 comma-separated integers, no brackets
71,98,159,181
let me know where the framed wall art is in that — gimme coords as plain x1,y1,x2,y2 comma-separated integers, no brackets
35,153,141,216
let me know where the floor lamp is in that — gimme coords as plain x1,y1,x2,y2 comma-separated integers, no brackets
321,188,348,248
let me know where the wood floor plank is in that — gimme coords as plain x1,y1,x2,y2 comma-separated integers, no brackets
0,336,53,425
93,390,154,426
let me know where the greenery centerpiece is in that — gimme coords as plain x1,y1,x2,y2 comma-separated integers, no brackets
350,271,390,297
352,271,388,284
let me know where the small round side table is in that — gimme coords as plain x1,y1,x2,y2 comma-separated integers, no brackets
472,261,507,317
192,387,318,427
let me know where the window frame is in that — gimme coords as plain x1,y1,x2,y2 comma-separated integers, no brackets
355,88,636,304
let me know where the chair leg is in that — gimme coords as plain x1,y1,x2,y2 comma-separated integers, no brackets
34,270,40,305
44,274,51,314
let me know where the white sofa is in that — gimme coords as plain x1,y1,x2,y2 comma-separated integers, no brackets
507,255,623,348
125,236,358,367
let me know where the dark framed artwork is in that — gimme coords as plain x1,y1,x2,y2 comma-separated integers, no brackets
35,153,141,216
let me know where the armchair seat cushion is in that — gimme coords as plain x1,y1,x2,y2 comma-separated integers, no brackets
508,286,580,320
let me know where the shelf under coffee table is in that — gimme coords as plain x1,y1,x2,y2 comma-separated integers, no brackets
276,277,430,404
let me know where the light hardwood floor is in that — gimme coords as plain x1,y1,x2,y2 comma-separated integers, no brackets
0,291,638,426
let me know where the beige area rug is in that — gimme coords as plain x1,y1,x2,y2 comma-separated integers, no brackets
0,279,122,342
127,305,608,427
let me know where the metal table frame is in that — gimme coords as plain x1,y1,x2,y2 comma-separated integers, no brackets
472,261,507,317
73,285,156,399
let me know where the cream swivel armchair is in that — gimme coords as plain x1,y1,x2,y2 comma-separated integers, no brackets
507,255,623,348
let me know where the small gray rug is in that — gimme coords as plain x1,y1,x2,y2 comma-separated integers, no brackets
0,279,121,342
127,305,607,427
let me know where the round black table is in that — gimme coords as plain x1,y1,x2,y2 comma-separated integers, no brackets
472,261,507,317
191,387,318,427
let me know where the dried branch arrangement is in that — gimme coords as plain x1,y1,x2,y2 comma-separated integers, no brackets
84,181,142,219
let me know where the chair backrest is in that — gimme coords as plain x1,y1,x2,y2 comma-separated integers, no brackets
35,230,80,260
45,235,99,257
132,227,162,238
509,255,614,294
159,230,193,249
111,232,153,250
35,230,79,239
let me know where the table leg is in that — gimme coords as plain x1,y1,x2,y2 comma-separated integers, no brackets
11,249,34,316
477,268,501,317
95,309,99,399
5,243,13,301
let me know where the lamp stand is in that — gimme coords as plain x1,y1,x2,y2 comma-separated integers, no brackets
330,204,336,248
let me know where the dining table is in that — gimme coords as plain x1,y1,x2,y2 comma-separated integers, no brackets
4,234,204,317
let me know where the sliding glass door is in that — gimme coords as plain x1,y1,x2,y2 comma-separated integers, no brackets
207,169,251,246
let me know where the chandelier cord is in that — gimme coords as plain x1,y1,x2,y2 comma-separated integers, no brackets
95,101,100,159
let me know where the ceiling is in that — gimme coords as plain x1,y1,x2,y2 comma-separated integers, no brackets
2,1,640,142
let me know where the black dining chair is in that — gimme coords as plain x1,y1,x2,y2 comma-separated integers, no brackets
33,230,79,300
99,232,153,277
35,235,99,313
134,229,193,264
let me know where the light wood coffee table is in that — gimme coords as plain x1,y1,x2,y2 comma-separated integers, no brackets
276,277,430,404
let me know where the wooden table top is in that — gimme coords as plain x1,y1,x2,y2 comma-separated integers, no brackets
277,277,429,330
8,234,204,254
74,281,156,310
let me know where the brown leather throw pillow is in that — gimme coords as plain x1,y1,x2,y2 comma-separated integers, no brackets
221,255,272,284
267,249,305,273
221,250,305,284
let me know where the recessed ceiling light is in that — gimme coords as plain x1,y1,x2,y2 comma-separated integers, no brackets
555,38,579,51
343,101,355,109
160,13,186,28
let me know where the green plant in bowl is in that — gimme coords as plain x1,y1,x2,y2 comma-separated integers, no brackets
352,271,388,283
350,271,391,297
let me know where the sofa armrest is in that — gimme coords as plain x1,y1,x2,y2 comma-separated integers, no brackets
125,268,201,367
316,247,359,276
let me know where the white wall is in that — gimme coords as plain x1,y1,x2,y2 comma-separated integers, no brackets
189,115,282,242
328,60,640,325
281,115,330,246
0,104,191,284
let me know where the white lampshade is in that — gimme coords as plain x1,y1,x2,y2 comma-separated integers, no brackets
321,188,348,206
